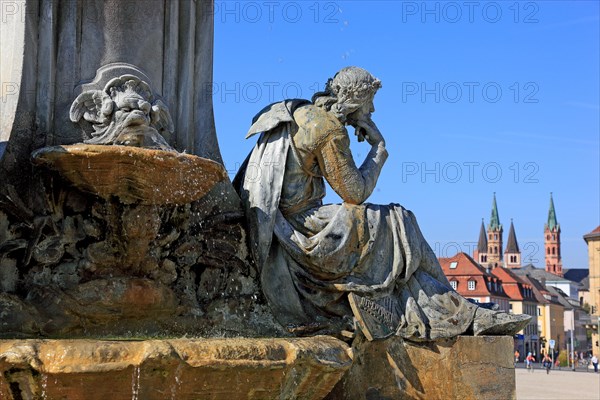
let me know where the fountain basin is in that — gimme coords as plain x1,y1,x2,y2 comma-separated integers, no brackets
31,144,228,205
0,337,351,400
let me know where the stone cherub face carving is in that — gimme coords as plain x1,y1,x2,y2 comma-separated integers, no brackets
69,75,175,151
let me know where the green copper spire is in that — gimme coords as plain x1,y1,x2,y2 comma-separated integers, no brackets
489,193,501,231
547,192,559,231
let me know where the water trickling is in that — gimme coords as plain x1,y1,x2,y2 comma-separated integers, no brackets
40,373,48,400
170,364,183,400
131,365,141,400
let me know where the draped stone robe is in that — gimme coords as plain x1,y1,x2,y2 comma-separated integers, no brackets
235,100,476,341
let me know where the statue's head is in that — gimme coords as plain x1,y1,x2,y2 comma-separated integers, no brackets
312,67,381,122
69,75,174,150
106,76,154,130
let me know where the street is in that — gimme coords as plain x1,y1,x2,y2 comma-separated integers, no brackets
515,366,599,400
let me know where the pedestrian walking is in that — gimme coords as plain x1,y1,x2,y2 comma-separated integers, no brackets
542,354,552,374
526,352,535,372
592,354,598,373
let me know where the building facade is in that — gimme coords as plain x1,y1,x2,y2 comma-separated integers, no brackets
515,264,591,353
492,267,538,357
439,252,510,311
465,194,594,356
519,274,564,356
584,226,600,357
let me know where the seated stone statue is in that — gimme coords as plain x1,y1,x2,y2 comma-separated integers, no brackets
234,67,529,341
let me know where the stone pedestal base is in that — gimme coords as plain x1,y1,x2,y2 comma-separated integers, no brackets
0,337,351,400
1,335,515,400
326,335,515,400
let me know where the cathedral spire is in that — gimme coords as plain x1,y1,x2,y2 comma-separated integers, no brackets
544,193,562,276
505,219,520,253
474,218,489,264
504,219,521,268
546,192,559,232
477,219,488,253
486,193,503,266
489,192,501,231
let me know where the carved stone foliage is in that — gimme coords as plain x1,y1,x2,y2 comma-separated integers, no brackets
0,165,281,338
0,53,285,338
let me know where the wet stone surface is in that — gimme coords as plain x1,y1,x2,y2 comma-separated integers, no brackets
0,148,283,338
0,337,352,400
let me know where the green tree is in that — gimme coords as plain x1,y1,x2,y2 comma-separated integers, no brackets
557,350,569,367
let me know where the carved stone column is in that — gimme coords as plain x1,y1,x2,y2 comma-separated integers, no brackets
1,0,232,207
0,0,255,338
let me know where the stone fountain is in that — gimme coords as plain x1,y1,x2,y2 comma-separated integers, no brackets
1,1,517,399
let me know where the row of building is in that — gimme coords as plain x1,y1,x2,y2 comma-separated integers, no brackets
438,194,600,360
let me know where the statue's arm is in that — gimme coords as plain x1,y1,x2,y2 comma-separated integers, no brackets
316,131,388,204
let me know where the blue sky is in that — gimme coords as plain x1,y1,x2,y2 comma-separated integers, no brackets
212,1,599,269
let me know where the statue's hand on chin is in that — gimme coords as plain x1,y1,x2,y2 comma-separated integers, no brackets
349,117,385,147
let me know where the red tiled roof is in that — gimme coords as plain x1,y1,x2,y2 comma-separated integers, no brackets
491,267,534,301
452,275,494,296
439,252,487,276
439,253,509,299
584,226,600,242
491,267,526,285
502,284,525,300
519,275,550,304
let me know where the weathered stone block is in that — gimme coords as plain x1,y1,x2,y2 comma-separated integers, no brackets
327,335,515,400
0,336,351,400
31,144,228,206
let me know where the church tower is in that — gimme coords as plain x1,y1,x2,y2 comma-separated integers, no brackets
474,219,488,264
487,193,503,266
504,219,521,268
545,193,562,276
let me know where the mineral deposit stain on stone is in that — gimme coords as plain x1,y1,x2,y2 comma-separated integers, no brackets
31,144,228,205
0,337,351,400
326,335,516,400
